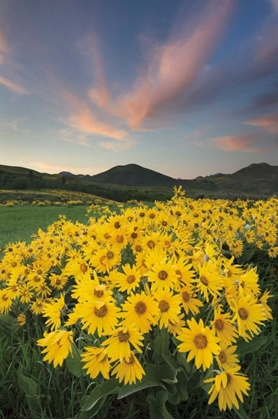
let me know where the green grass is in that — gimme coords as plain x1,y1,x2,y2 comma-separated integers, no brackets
0,205,89,250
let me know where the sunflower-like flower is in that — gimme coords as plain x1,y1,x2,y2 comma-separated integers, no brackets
111,351,145,385
230,295,265,341
37,329,73,368
211,307,238,345
154,289,181,329
17,312,27,326
177,318,220,371
204,367,250,411
42,293,66,331
77,298,121,337
121,291,159,333
215,343,240,370
81,346,110,379
180,285,203,315
102,324,144,361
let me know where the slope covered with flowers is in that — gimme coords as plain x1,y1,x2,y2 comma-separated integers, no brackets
0,187,277,413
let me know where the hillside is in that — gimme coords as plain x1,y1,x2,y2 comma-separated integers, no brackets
89,163,176,187
0,162,278,200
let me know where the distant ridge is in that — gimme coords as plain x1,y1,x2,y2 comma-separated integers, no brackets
0,162,277,198
90,163,176,187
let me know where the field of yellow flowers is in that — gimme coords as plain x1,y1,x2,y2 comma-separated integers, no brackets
0,187,277,418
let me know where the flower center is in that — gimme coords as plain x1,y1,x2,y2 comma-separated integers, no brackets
114,222,121,229
135,301,147,315
149,213,155,219
162,221,168,226
125,355,135,364
94,304,108,317
80,263,88,274
200,275,209,286
182,291,190,302
126,275,136,284
214,319,224,331
94,289,104,298
118,331,130,342
147,240,155,249
107,251,114,259
226,373,232,385
2,294,8,301
158,300,170,312
238,307,248,320
135,245,142,252
116,235,124,243
158,270,168,280
218,350,227,364
193,333,208,349
131,232,138,239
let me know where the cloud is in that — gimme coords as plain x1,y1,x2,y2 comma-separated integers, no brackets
60,89,128,140
98,138,136,151
270,0,278,14
118,0,233,129
86,35,110,108
0,74,28,94
31,160,111,176
245,113,278,134
0,27,9,64
59,128,92,147
0,23,28,94
210,132,266,153
67,106,127,140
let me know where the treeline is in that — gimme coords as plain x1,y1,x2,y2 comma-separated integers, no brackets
0,171,172,202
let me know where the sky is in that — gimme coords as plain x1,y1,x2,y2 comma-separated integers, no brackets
0,0,278,179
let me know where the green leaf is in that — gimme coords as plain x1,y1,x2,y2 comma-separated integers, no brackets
237,336,268,357
18,373,38,396
160,363,178,385
176,351,191,374
153,329,170,360
168,391,180,405
81,378,120,411
176,371,188,401
118,364,166,399
162,354,180,371
236,248,255,264
147,390,174,419
66,344,84,377
0,314,16,324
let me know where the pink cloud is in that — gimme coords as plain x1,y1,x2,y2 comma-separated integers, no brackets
98,138,135,151
118,0,233,129
270,0,278,14
210,133,266,153
0,27,8,64
86,36,110,108
245,113,278,134
0,74,28,94
61,89,127,140
31,161,108,175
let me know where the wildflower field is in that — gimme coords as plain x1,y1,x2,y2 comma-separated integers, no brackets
0,187,278,419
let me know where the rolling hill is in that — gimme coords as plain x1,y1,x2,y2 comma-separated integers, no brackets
0,162,278,199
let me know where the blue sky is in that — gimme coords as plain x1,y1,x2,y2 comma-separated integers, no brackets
0,0,278,179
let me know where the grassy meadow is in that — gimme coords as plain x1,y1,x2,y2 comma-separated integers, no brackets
0,188,278,419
